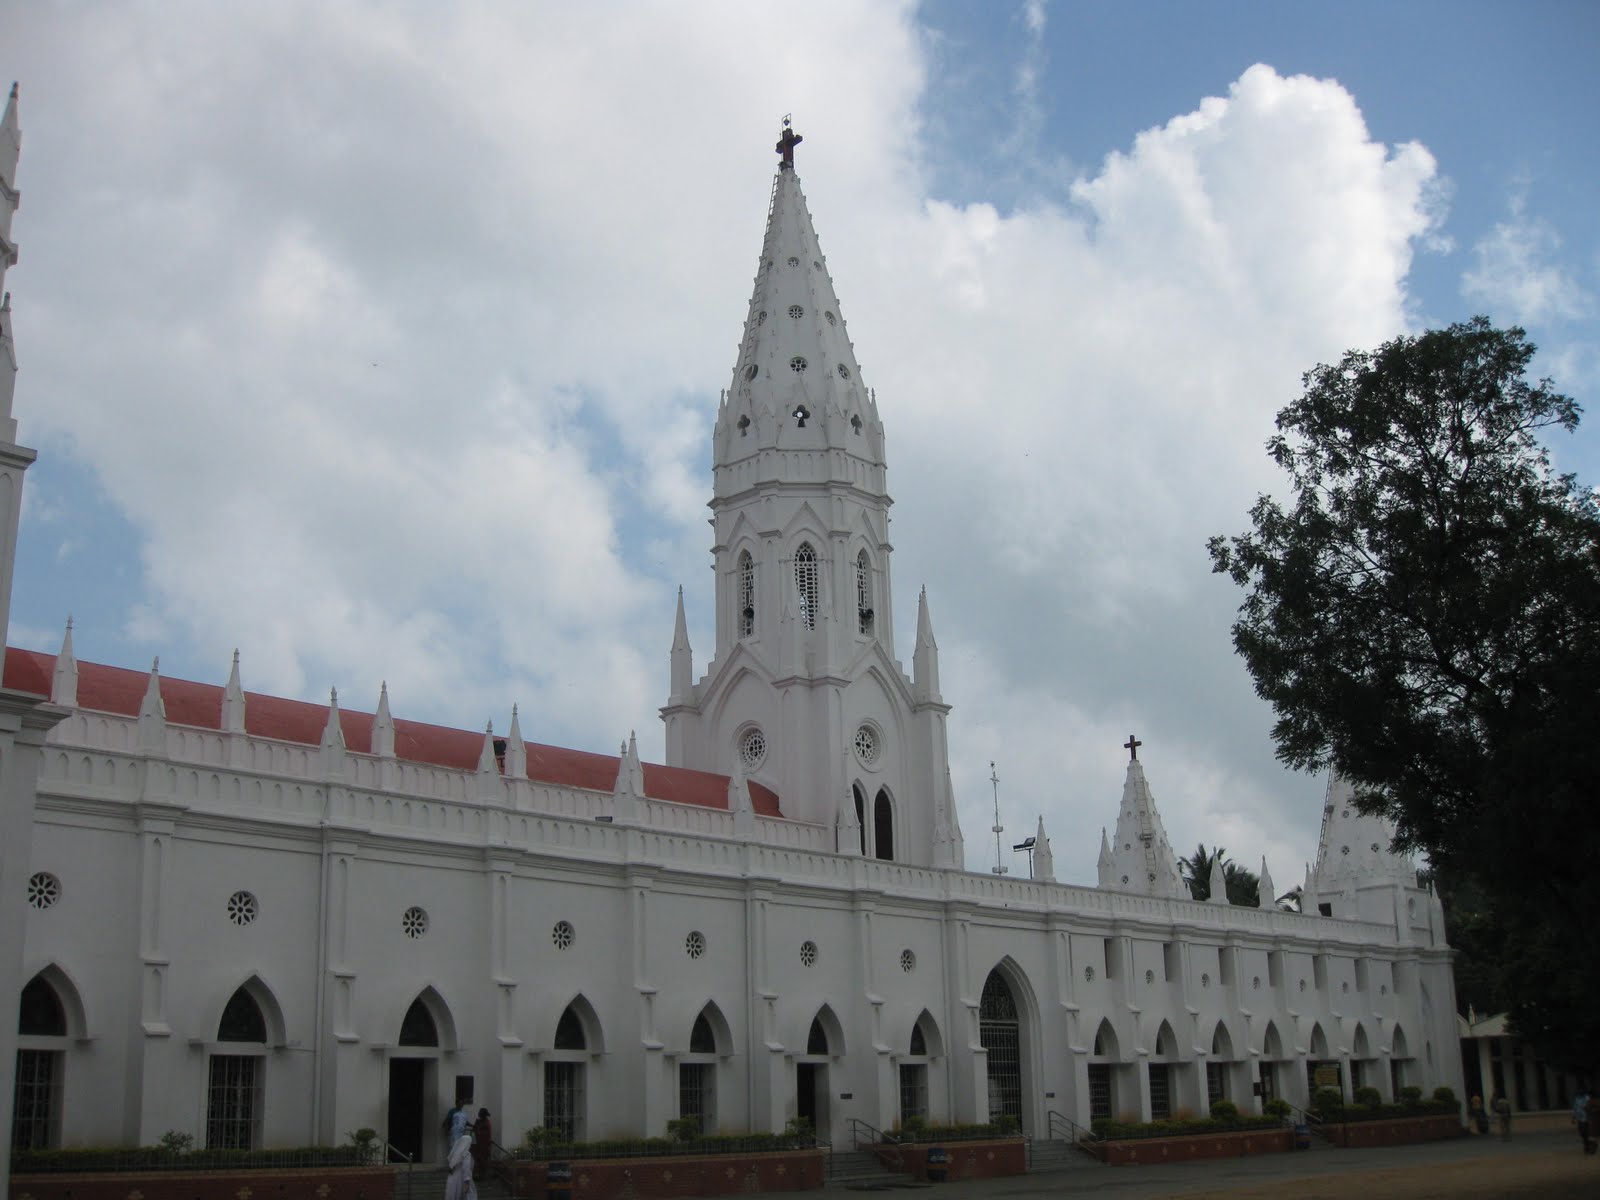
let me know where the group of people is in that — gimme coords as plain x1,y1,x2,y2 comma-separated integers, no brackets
1468,1092,1514,1139
1574,1087,1600,1156
443,1102,494,1200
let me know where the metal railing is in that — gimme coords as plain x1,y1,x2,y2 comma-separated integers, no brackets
845,1118,904,1173
485,1139,521,1199
1046,1109,1106,1160
378,1140,414,1200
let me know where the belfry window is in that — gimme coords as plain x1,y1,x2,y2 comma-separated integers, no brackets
855,549,873,634
795,543,819,630
738,551,756,637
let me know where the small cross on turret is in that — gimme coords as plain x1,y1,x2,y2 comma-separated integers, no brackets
776,117,803,169
1124,733,1142,762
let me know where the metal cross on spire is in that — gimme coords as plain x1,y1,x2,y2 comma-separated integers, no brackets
1124,733,1142,762
776,116,803,170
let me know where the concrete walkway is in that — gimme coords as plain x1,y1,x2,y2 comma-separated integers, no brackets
809,1124,1599,1198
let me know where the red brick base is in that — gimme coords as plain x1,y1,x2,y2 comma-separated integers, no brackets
11,1167,395,1200
507,1150,823,1199
882,1139,1026,1183
1101,1128,1293,1165
1322,1113,1463,1148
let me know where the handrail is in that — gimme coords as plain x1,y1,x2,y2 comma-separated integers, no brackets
486,1140,520,1198
846,1118,904,1173
379,1140,414,1200
1046,1109,1105,1161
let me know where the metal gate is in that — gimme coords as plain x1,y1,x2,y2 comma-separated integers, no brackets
979,971,1021,1123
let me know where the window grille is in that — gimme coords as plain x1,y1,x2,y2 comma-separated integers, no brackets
979,972,1021,1124
738,551,756,637
205,1055,261,1149
794,543,819,629
1087,1064,1112,1122
899,1064,928,1125
1207,1062,1228,1106
678,1063,715,1131
543,1062,583,1141
11,1049,61,1150
1149,1064,1171,1120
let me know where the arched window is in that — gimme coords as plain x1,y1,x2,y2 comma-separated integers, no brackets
979,971,1021,1125
209,986,268,1150
681,1007,721,1133
547,1003,592,1141
794,543,819,630
554,1006,587,1051
399,998,439,1047
738,550,756,638
18,977,66,1037
909,1022,926,1057
902,1016,932,1124
852,784,867,855
690,1013,716,1054
874,789,894,862
807,1016,830,1055
855,549,873,634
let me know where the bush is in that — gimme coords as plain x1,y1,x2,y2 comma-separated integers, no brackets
1263,1099,1292,1119
1398,1085,1423,1106
1209,1100,1239,1121
1089,1114,1284,1141
1311,1087,1345,1119
992,1113,1021,1136
1353,1087,1382,1108
784,1116,815,1144
11,1146,369,1175
157,1131,194,1155
1432,1086,1458,1108
665,1116,701,1143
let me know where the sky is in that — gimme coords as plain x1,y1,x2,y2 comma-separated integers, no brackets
4,1,1597,887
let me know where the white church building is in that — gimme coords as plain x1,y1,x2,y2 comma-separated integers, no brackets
0,98,1461,1163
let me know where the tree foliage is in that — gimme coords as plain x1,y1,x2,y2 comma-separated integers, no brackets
1178,843,1260,906
1209,317,1600,1069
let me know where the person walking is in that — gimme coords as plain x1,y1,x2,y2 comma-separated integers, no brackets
471,1108,493,1181
1491,1091,1512,1141
445,1125,476,1200
1573,1087,1592,1154
1586,1090,1600,1156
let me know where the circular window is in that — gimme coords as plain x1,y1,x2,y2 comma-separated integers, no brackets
1371,842,1381,853
738,727,766,770
789,356,808,373
1201,973,1210,989
853,725,879,766
27,872,60,910
1144,969,1154,985
1120,875,1129,885
800,940,818,967
787,256,799,267
402,906,429,939
227,891,258,927
788,304,804,319
1341,845,1350,855
900,949,916,973
743,363,758,381
685,930,707,959
552,920,575,950
837,364,850,380
824,312,836,326
1084,966,1095,982
757,310,767,325
1341,808,1350,818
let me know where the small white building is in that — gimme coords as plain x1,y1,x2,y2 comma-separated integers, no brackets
0,102,1461,1163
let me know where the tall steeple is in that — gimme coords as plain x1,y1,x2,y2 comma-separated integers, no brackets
661,124,956,865
0,82,36,653
1100,736,1187,899
1312,773,1415,896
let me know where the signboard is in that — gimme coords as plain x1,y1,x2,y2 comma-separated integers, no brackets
1314,1064,1342,1089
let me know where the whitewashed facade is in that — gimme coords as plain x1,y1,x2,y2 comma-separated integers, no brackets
1,108,1462,1162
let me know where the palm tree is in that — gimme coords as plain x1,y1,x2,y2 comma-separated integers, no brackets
1276,885,1304,913
1178,843,1224,901
1223,861,1260,907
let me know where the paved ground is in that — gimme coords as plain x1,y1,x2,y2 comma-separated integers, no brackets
813,1121,1600,1198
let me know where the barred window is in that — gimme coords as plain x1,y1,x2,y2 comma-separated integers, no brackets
543,1061,583,1141
678,1062,715,1131
205,1055,261,1149
738,550,756,637
11,1050,61,1150
794,543,819,630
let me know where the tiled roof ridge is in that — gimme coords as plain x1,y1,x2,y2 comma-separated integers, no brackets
3,646,783,818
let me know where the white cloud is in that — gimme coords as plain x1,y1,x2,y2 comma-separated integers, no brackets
1463,192,1592,324
4,10,1444,879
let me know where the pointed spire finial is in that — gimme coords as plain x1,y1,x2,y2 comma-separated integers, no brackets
52,615,78,707
1124,733,1142,762
222,648,246,734
776,117,802,169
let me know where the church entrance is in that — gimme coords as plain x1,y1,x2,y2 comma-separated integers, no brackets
979,971,1022,1128
796,1063,828,1136
387,1058,429,1163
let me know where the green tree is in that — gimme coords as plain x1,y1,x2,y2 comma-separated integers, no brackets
1208,317,1600,1070
1178,844,1261,906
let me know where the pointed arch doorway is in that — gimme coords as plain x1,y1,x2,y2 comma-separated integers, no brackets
979,970,1023,1128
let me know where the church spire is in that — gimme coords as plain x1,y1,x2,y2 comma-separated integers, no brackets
1,82,21,436
1312,772,1415,893
669,585,692,700
1100,737,1187,899
51,616,77,707
913,586,941,702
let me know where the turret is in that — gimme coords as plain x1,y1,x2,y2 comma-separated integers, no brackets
912,587,941,702
138,659,166,753
1098,736,1187,899
1031,815,1054,882
669,586,693,701
1257,856,1276,910
50,617,76,707
1310,773,1419,923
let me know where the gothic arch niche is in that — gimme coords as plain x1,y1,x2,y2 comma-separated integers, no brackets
14,969,84,1151
1207,1021,1237,1109
854,547,874,635
1307,1021,1335,1097
797,1004,844,1142
1257,1021,1285,1110
387,987,458,1165
1087,1017,1122,1122
899,1010,941,1126
978,963,1037,1133
680,1002,729,1134
1351,1023,1375,1092
207,978,283,1151
545,995,603,1144
852,784,867,855
793,541,820,630
873,788,895,861
1147,1020,1183,1118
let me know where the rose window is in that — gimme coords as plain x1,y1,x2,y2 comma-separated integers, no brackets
837,364,850,379
552,920,575,950
738,728,766,770
227,891,258,927
789,356,807,373
900,949,916,973
788,304,804,319
685,930,707,959
27,872,60,910
402,906,429,939
853,725,879,766
800,940,818,967
787,256,799,266
1084,966,1095,982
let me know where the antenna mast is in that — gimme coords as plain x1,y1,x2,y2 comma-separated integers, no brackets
990,761,1007,875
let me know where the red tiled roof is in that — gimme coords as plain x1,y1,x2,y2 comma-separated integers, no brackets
5,647,783,818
